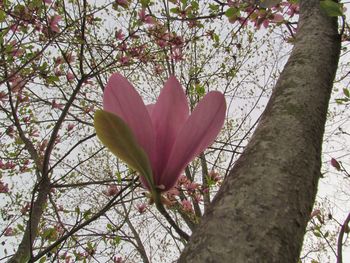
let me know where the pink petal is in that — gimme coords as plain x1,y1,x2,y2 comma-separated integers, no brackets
146,104,154,115
160,91,226,190
103,73,155,158
150,76,189,185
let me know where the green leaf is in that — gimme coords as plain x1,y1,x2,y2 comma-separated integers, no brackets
0,10,6,22
170,7,180,14
313,231,321,237
94,110,154,189
320,0,343,17
225,7,238,18
116,172,122,184
39,257,47,263
343,88,350,98
17,224,24,232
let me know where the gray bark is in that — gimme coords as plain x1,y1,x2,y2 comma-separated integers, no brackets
178,1,341,262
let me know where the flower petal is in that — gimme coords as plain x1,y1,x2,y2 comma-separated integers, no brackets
94,110,154,188
160,91,226,190
150,76,189,185
103,73,155,158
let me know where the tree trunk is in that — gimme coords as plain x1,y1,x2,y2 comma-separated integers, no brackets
178,1,341,262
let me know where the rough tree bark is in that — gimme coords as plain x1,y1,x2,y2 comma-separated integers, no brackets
178,1,341,262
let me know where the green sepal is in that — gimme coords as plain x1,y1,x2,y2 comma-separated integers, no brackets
94,110,154,189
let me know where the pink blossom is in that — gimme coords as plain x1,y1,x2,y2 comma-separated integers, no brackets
114,256,123,263
5,162,15,169
44,0,52,4
96,74,226,192
54,68,63,76
52,99,63,109
118,42,128,52
154,64,164,75
0,180,9,193
55,56,64,65
166,187,180,198
270,13,284,23
177,175,188,185
103,184,119,196
185,182,199,192
136,203,147,213
4,227,14,236
115,29,125,40
66,72,75,82
193,193,202,203
0,91,7,103
283,3,299,17
65,53,75,63
208,170,221,182
10,24,19,32
49,15,61,33
171,48,183,62
12,48,24,57
21,202,30,214
119,56,130,65
138,8,156,24
67,124,75,131
331,158,341,171
156,39,167,48
10,75,25,93
170,35,184,48
181,199,193,212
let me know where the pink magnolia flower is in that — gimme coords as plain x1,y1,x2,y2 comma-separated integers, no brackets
67,123,75,131
138,8,156,24
331,158,341,171
95,74,226,192
66,72,75,82
4,227,14,236
103,184,119,196
115,29,125,40
0,180,9,193
49,15,61,33
270,13,284,23
136,203,147,213
181,199,193,212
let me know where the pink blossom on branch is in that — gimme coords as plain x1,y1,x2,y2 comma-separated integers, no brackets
49,15,62,33
331,157,341,171
94,74,226,192
138,8,156,24
0,180,9,193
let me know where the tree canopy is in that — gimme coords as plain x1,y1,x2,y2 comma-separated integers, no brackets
0,0,349,262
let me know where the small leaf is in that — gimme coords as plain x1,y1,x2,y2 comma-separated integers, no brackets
116,172,122,184
0,10,6,22
94,110,154,189
39,257,47,263
170,7,180,14
343,88,350,98
225,7,237,18
313,231,321,237
320,0,343,17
